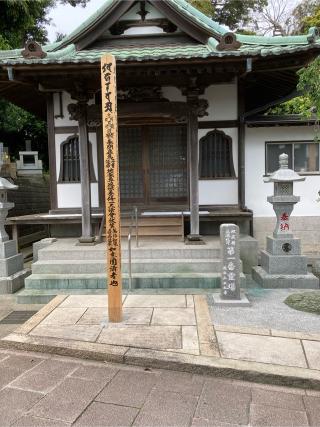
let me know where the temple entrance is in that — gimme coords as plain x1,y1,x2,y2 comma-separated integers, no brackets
119,124,188,206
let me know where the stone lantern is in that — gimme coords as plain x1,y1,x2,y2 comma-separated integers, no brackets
0,177,29,294
265,153,304,243
252,153,319,288
0,177,17,242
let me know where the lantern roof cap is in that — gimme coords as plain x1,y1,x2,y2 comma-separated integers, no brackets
264,153,305,183
0,178,18,190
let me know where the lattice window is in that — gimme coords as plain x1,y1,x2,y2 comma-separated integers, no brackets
58,135,96,183
149,126,187,199
119,127,144,200
199,130,236,179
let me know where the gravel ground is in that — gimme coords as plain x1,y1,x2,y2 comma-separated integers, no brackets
210,287,320,333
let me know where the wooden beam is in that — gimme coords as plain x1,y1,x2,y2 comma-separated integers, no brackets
101,54,122,323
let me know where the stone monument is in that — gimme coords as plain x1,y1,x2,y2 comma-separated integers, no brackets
16,140,43,176
0,177,29,293
213,223,250,306
252,153,319,288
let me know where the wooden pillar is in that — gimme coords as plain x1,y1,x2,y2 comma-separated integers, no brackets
46,94,57,211
101,54,122,323
238,80,246,210
187,109,201,242
78,102,94,244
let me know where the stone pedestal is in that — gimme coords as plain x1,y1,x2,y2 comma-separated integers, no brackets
252,154,319,289
16,151,43,176
0,240,29,294
0,177,30,293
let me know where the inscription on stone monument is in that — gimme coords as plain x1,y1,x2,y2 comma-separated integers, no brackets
220,224,241,300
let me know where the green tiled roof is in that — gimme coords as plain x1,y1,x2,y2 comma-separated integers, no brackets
0,0,319,66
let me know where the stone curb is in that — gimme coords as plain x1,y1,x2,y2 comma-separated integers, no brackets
1,331,320,391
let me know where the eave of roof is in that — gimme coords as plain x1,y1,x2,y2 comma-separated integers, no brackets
0,0,319,67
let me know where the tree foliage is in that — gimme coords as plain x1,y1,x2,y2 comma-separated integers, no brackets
0,0,90,169
188,0,267,31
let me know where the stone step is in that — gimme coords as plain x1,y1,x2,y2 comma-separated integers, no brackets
120,217,182,227
120,226,182,237
15,287,203,304
38,247,221,261
32,259,222,274
24,272,224,290
20,272,246,304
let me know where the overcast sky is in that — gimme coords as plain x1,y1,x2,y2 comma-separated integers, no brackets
45,0,302,42
46,0,106,42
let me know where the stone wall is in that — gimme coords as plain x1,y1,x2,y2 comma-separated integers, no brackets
7,175,50,239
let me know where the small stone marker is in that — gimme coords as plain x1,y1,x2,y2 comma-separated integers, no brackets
213,224,250,306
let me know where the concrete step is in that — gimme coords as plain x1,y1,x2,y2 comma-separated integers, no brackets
38,247,221,261
32,259,222,274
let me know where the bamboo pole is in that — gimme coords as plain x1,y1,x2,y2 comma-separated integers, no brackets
100,54,122,322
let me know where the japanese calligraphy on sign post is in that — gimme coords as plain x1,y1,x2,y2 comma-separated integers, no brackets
220,224,241,300
101,54,122,323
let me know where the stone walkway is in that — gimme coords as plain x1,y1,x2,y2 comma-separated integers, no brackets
0,348,320,426
1,293,320,389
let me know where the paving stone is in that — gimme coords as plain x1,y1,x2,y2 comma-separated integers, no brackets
71,364,118,383
41,308,87,325
152,308,196,326
251,388,305,411
29,377,105,423
191,418,242,427
133,389,198,426
195,378,251,425
156,370,204,396
250,404,308,426
29,324,102,343
124,295,186,308
0,366,26,390
0,353,44,372
74,402,138,426
59,295,108,308
182,326,199,351
303,396,320,426
98,325,181,350
96,369,158,408
186,295,194,307
217,332,307,367
10,359,79,393
12,415,70,426
0,388,43,426
77,307,152,325
302,340,320,370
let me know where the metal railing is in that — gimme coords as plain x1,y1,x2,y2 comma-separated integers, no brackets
127,206,138,292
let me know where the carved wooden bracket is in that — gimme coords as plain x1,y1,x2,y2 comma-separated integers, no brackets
22,40,47,59
189,99,209,118
117,86,168,102
67,103,87,121
217,32,241,51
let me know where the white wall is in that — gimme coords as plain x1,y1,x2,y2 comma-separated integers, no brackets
246,126,320,217
199,82,238,122
57,183,99,208
54,92,99,209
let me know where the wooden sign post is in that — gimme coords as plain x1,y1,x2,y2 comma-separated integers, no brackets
101,54,122,322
